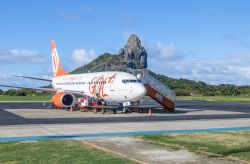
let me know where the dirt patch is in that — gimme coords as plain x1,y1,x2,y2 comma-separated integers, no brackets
138,149,197,163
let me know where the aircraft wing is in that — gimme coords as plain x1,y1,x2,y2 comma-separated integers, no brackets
0,84,56,92
12,75,52,82
0,84,85,95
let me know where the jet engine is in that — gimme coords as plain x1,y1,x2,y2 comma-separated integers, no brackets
52,92,74,108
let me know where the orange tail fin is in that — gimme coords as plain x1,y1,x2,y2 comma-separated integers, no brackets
51,39,68,77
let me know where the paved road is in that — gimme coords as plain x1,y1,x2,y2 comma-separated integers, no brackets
0,100,249,125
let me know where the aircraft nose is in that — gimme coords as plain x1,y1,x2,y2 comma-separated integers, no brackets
138,84,147,97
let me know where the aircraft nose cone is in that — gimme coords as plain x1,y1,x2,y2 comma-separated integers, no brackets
138,84,147,97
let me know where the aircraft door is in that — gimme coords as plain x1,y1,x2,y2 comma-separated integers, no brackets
109,81,115,91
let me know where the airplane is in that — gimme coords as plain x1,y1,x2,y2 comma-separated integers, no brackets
0,40,147,108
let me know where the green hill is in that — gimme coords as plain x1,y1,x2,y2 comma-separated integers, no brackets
71,53,250,96
71,53,129,74
152,73,249,96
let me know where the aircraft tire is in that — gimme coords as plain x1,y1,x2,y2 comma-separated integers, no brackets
169,108,175,112
98,99,107,106
113,109,117,114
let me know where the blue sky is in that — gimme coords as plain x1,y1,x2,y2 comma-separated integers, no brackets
1,0,250,87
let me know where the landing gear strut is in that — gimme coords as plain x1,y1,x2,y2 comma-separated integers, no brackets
98,99,107,106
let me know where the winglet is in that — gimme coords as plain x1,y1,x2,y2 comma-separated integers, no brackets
51,39,68,77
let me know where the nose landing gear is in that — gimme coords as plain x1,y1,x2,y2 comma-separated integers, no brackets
98,99,107,106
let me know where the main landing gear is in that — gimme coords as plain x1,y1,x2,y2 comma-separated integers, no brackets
164,107,175,113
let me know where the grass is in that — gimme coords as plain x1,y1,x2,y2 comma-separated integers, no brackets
141,130,250,162
177,95,250,102
0,95,51,102
0,140,134,164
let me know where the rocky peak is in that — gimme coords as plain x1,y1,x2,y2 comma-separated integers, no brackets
119,34,147,69
127,34,141,48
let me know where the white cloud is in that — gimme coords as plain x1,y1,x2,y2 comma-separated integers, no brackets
149,43,250,85
71,49,97,66
0,49,47,65
156,42,178,59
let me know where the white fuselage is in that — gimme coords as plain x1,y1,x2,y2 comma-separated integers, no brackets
52,71,146,103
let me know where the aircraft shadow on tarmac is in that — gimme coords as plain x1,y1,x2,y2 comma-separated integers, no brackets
0,108,26,120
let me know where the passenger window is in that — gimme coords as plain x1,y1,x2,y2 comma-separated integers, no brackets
129,80,137,83
122,79,129,84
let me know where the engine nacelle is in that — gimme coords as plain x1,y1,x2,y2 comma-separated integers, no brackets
52,92,74,108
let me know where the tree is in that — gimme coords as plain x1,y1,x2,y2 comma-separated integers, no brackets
4,89,26,96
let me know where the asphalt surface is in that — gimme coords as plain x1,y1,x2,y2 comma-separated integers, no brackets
0,100,250,126
1,100,250,112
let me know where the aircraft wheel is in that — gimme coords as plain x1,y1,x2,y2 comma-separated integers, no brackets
113,109,117,114
98,99,107,106
169,108,175,112
163,107,168,112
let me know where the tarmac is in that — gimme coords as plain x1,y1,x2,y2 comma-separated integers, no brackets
0,99,250,140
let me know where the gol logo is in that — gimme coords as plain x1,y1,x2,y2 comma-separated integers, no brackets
89,74,116,98
52,49,59,76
